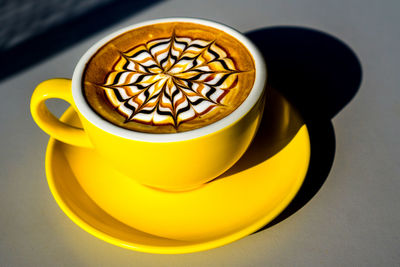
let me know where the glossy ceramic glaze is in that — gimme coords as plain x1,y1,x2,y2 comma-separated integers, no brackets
45,90,310,253
31,18,267,191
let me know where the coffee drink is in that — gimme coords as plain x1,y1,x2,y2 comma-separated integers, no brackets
83,21,256,133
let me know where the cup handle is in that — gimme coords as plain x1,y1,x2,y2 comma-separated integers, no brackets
30,78,93,148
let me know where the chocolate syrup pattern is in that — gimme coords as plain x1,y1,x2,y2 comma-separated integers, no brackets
101,35,240,127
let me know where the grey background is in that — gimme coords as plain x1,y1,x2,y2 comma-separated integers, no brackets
0,0,113,50
1,0,399,266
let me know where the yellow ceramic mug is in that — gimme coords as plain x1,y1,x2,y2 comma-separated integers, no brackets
30,18,267,191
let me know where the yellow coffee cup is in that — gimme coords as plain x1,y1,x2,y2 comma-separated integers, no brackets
30,18,267,191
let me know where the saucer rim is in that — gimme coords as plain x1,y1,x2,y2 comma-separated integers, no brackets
45,107,310,254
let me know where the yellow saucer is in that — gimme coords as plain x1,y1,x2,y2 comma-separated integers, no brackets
45,89,310,254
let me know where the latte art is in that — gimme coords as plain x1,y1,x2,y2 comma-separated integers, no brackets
83,22,256,133
103,36,239,127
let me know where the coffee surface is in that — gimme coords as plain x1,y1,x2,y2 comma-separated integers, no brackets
83,22,255,133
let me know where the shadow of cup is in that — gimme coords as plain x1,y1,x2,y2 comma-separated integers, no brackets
216,26,362,230
219,87,304,179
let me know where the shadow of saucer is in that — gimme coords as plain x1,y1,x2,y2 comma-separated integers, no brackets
239,26,362,231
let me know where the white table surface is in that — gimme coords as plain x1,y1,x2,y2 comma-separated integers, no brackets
1,0,399,266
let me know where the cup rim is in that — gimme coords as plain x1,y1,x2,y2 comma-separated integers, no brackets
72,17,266,142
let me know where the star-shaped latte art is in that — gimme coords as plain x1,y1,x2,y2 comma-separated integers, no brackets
102,35,240,127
